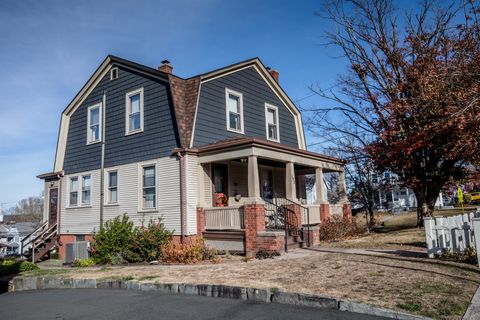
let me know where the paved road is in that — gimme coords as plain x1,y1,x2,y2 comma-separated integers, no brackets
0,289,388,320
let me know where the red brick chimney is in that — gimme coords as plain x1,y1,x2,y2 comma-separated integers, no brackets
267,67,279,83
158,59,173,74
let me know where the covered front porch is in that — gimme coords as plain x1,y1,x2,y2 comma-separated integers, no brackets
194,138,351,255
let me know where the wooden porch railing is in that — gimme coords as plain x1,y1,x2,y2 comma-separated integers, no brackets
205,206,245,230
330,204,344,216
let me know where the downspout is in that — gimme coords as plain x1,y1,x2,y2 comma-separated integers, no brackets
100,91,106,229
177,151,186,243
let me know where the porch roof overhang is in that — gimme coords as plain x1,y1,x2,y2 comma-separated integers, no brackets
37,171,63,180
173,138,346,172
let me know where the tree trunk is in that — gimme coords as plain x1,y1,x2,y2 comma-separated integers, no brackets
413,189,428,227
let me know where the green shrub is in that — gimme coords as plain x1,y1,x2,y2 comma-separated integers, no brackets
91,213,134,264
125,218,173,263
161,237,217,264
0,260,20,277
319,215,365,241
19,261,39,272
72,257,96,268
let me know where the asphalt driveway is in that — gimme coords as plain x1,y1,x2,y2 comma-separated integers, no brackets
0,289,388,320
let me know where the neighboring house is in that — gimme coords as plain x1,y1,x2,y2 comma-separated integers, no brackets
372,172,444,212
0,222,36,256
34,56,351,262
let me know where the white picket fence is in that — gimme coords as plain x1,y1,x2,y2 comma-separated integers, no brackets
424,209,480,266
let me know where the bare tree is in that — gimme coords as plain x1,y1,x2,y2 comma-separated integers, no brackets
306,0,480,225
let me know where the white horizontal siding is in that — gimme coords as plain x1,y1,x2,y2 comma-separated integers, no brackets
60,170,101,234
60,156,182,235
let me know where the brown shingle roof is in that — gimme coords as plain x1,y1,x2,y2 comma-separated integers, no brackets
168,74,201,148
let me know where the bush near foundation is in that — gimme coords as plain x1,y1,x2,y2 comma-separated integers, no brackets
91,214,134,264
125,219,173,263
319,216,365,241
160,237,217,264
92,214,174,264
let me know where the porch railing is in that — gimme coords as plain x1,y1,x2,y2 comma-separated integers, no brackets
205,206,245,230
330,204,344,217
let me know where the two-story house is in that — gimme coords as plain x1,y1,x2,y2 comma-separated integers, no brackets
30,56,351,262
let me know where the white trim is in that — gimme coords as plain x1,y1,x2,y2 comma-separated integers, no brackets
264,103,280,142
125,87,144,136
110,67,118,80
66,174,92,208
68,176,79,207
137,162,158,212
189,82,202,148
105,169,119,205
225,88,244,134
86,103,103,145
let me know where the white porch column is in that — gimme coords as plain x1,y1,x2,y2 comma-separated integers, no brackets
248,155,260,199
315,167,326,204
339,170,348,203
285,162,296,200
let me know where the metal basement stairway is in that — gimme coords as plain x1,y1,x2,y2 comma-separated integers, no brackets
263,197,310,251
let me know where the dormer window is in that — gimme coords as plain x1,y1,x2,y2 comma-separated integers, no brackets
87,103,102,144
265,104,279,142
225,88,244,134
125,88,144,135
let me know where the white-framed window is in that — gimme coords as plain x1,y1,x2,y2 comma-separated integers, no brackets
70,177,78,206
110,67,118,80
225,88,244,134
125,88,144,135
265,104,280,142
87,103,102,144
142,165,156,209
108,171,118,203
81,175,91,205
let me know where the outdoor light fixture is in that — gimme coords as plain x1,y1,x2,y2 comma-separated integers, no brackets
240,158,247,163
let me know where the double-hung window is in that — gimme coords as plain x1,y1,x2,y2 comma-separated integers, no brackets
82,175,91,205
126,88,144,135
142,165,156,209
69,175,91,207
225,89,244,133
70,177,78,206
108,171,118,203
87,103,102,144
265,104,280,142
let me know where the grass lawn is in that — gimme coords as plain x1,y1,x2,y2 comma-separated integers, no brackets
320,207,479,251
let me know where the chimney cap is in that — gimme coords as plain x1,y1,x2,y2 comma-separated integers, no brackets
161,59,171,65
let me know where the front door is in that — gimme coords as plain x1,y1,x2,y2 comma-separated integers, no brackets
212,164,228,207
48,188,58,227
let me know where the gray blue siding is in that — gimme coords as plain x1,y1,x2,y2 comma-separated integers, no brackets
192,66,298,148
63,66,179,174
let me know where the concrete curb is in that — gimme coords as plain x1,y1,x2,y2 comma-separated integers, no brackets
8,276,431,320
463,285,480,320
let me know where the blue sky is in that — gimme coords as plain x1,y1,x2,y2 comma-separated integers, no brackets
0,0,403,207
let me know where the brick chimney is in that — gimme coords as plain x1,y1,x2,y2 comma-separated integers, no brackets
158,59,173,74
267,67,279,83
